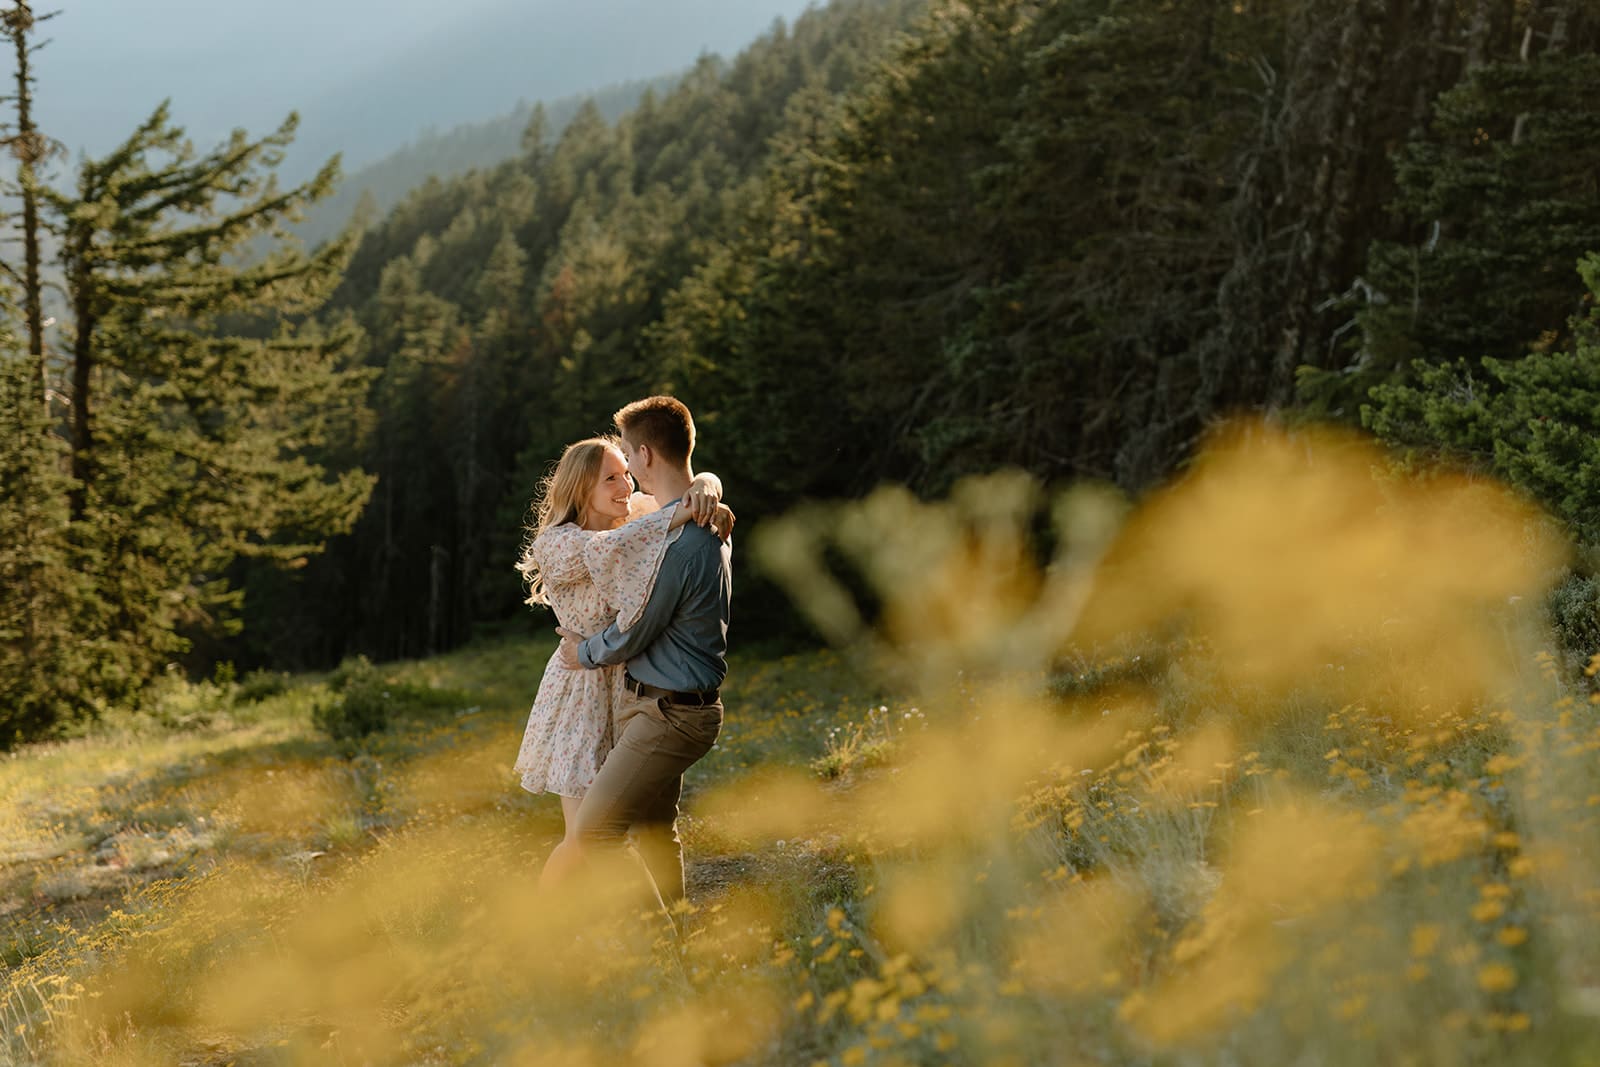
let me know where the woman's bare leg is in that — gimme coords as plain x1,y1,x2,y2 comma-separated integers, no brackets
537,795,585,890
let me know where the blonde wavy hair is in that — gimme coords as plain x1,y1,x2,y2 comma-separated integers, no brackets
515,436,624,606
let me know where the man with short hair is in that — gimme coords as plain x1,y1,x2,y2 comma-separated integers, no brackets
556,395,732,918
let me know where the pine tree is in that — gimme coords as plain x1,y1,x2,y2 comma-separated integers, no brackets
354,253,467,658
1376,56,1599,365
46,103,376,693
0,2,93,742
1301,19,1600,416
464,227,534,621
1363,254,1600,543
0,313,90,743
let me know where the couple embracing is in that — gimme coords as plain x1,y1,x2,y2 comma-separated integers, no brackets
512,395,733,925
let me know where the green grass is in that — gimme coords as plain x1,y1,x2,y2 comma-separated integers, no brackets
0,633,899,1062
4,627,1600,1066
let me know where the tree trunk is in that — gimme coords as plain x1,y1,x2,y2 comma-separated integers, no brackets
3,2,49,414
1547,0,1575,54
1463,0,1497,69
67,262,94,523
1270,0,1392,396
427,544,447,657
1410,0,1457,137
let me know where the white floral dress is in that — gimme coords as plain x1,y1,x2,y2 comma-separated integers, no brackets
513,495,677,797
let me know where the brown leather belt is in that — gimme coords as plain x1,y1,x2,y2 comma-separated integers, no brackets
625,672,720,707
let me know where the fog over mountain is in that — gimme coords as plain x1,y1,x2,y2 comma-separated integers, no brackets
29,0,817,180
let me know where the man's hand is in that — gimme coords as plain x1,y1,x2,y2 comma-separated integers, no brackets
555,627,585,669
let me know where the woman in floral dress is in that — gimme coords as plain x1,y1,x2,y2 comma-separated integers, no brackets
513,436,730,883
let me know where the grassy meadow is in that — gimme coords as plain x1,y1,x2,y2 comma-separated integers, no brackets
6,422,1600,1065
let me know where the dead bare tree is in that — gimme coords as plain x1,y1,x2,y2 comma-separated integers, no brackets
0,2,62,415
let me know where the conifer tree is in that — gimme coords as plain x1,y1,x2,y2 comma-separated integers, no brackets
0,313,89,743
1319,54,1600,413
1363,254,1600,543
1293,3,1600,417
0,2,91,742
354,253,466,657
46,104,375,693
463,227,533,619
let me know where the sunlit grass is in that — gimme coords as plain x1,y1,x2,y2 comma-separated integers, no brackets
0,630,882,1064
7,420,1600,1064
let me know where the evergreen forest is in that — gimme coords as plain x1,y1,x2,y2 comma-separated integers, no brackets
289,73,683,252
3,0,1600,744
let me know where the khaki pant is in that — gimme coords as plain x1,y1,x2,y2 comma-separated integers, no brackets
573,690,723,912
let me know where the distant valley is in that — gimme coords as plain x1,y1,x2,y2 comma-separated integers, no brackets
28,0,812,241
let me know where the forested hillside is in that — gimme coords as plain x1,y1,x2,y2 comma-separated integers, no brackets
3,0,1599,740
277,0,1597,668
31,0,815,177
291,74,681,251
242,0,934,668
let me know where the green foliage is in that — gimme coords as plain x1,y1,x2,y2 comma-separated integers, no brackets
655,0,1444,500
293,75,681,250
235,668,291,705
308,652,480,747
139,671,228,732
256,0,1600,669
41,104,377,698
0,337,94,745
1363,254,1600,542
11,0,1591,695
1306,53,1600,414
313,656,394,743
1548,573,1600,668
274,0,924,663
1363,254,1600,666
810,704,899,780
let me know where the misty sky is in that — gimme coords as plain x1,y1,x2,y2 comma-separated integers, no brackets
27,0,819,170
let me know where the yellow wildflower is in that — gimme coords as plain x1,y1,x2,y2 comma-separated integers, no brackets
1409,924,1442,957
1477,963,1517,993
1471,899,1506,923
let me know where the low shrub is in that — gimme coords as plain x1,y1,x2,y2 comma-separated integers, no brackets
234,668,291,704
312,656,392,744
1549,571,1600,677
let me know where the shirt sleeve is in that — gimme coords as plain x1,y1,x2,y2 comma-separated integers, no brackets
527,524,589,586
578,549,684,668
582,503,678,631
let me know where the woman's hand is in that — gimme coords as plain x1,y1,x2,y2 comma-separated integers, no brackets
709,503,735,542
681,473,723,526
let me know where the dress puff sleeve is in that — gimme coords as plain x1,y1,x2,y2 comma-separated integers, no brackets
584,498,678,632
527,523,591,588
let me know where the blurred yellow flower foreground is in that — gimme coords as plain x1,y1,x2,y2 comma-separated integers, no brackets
7,420,1600,1065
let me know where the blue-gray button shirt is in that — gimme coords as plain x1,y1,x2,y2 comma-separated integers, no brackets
576,521,731,692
